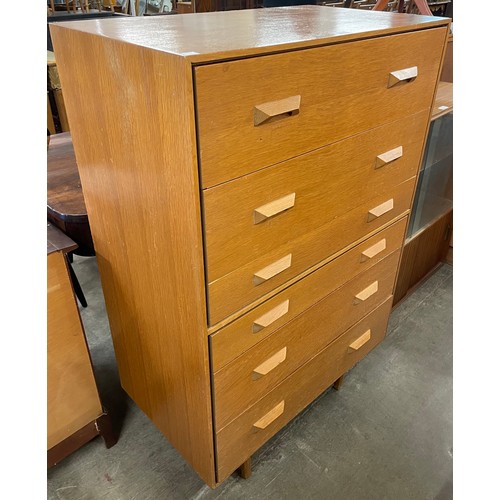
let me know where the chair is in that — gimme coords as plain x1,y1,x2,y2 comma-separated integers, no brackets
372,0,432,14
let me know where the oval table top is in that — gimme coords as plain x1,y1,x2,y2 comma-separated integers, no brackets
47,132,87,223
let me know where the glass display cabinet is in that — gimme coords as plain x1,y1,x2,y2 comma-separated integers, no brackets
408,111,453,238
393,81,453,305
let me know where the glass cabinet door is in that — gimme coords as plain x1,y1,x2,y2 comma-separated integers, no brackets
407,112,453,238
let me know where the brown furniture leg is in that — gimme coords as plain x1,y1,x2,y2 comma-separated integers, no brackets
96,412,118,448
238,457,252,479
333,374,345,391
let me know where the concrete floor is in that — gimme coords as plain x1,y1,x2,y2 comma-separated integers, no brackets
48,257,452,500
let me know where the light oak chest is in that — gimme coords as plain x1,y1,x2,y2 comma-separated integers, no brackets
51,6,450,487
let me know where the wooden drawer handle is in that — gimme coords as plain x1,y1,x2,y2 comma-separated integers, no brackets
253,401,285,430
388,66,418,88
367,199,394,222
253,254,292,286
253,300,290,333
254,95,301,126
354,281,378,304
252,347,287,380
360,239,386,263
376,146,403,169
254,193,296,224
348,329,371,352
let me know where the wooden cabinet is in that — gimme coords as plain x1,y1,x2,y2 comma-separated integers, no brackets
47,224,116,467
50,7,450,487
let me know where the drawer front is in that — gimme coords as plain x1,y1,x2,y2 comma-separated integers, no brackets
211,217,406,372
196,28,447,188
208,177,414,324
204,111,427,283
216,297,392,482
213,250,399,430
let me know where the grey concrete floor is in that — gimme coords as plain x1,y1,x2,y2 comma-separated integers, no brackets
48,257,452,500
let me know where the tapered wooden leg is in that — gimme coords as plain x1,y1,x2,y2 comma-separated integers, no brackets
238,457,252,479
96,412,118,449
333,374,345,391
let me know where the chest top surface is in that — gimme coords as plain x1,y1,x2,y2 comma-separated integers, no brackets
53,6,449,63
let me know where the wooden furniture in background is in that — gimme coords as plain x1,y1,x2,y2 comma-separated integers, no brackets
47,0,106,13
373,0,431,13
325,0,453,12
393,81,453,305
441,31,453,82
47,92,56,135
393,26,453,304
176,1,193,12
47,10,126,52
47,223,116,467
47,131,94,307
393,211,452,303
47,132,94,257
51,7,450,487
47,50,70,133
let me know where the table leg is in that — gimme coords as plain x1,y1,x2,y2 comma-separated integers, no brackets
66,255,87,308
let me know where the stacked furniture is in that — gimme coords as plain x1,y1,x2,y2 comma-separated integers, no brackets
51,6,450,487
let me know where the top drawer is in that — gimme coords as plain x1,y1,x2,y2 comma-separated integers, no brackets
195,27,447,188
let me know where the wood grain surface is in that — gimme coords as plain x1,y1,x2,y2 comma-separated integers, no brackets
47,222,77,255
203,111,428,282
51,6,448,64
213,251,400,430
196,27,447,187
47,250,103,449
393,210,452,305
210,217,406,372
216,297,393,482
49,8,450,486
207,177,415,324
50,25,216,486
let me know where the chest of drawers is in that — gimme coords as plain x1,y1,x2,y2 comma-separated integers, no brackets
51,6,450,487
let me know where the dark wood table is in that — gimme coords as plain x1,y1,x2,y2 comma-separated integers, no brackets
47,132,94,307
47,132,94,257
